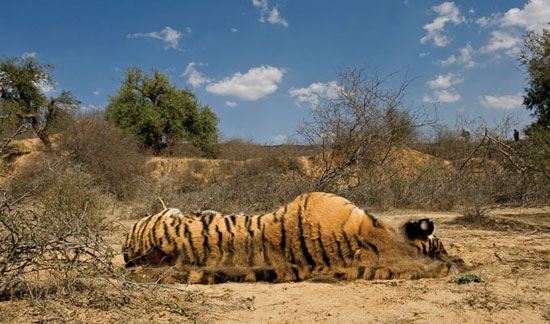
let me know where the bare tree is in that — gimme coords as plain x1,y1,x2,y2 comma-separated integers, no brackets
298,67,428,191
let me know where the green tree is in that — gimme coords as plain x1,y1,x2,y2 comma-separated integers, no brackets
105,67,219,155
520,25,550,129
0,56,79,148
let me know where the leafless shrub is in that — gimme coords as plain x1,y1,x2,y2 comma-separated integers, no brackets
0,153,117,298
298,67,431,192
57,118,146,200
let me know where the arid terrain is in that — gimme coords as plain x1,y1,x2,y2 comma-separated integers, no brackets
7,207,549,324
1,137,550,323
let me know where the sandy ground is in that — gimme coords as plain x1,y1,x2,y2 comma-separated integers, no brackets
2,208,550,324
178,208,550,324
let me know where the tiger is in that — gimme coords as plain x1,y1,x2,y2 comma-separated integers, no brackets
123,192,454,283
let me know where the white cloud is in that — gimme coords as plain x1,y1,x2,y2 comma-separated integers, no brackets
128,26,187,49
477,0,550,32
205,65,285,100
22,52,36,59
427,73,463,89
423,90,461,103
480,93,523,110
419,52,429,58
437,42,476,67
421,2,465,47
182,62,212,87
34,79,55,94
476,14,502,28
93,90,100,96
480,30,522,56
476,1,550,58
231,28,238,32
225,101,237,107
289,81,341,108
500,0,550,32
425,73,463,103
438,55,457,66
80,104,104,114
252,0,288,27
271,135,288,144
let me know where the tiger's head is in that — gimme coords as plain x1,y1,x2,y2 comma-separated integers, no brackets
403,218,447,260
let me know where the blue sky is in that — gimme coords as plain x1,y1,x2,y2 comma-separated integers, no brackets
2,0,549,143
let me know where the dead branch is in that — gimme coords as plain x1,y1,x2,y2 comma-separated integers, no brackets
457,125,488,172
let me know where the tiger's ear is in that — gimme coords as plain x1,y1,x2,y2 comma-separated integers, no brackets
405,218,434,239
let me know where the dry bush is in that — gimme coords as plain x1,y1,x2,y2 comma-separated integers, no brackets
161,142,205,158
217,138,319,161
298,67,431,193
142,154,314,215
217,138,265,161
57,118,146,200
1,161,114,300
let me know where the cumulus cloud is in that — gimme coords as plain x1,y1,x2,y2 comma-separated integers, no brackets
205,65,285,101
182,62,212,87
93,90,100,96
476,14,502,28
480,93,523,110
231,28,238,32
80,104,104,114
128,26,189,50
476,1,550,57
289,81,341,108
225,101,237,107
34,79,55,94
437,42,476,67
271,135,288,144
480,30,522,56
423,90,461,103
500,0,550,32
22,52,36,59
420,2,465,47
427,73,463,89
252,0,288,27
424,73,463,103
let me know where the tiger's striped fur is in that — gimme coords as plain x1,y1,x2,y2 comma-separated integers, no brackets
123,192,452,283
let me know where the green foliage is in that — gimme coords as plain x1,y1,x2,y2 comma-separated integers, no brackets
518,125,550,180
452,273,485,284
520,26,550,129
0,56,79,146
0,56,51,113
105,67,219,155
385,106,416,143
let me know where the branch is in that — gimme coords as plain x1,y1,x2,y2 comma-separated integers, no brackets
0,124,29,153
457,125,488,173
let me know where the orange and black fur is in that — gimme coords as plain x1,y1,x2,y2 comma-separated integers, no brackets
123,192,452,283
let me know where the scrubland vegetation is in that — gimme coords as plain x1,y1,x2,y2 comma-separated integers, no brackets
0,26,549,323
